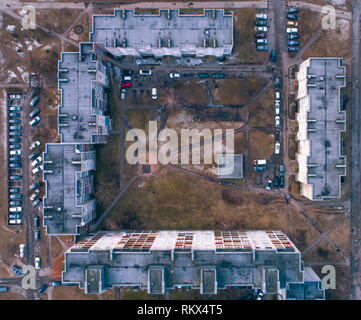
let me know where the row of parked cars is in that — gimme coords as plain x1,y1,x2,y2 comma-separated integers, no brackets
254,13,269,52
120,69,158,100
8,94,23,225
285,7,300,52
266,165,285,190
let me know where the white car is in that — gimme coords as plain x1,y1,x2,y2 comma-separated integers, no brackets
275,115,280,127
10,149,21,155
152,88,157,100
30,115,40,126
255,26,268,32
8,219,22,225
170,73,180,78
275,92,281,100
32,165,43,174
19,244,26,258
139,70,151,76
286,27,298,34
35,257,41,270
275,103,280,115
120,89,126,100
29,140,40,150
31,156,42,168
9,206,22,213
255,13,267,20
275,142,281,154
30,189,40,201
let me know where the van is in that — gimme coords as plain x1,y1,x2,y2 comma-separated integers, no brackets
139,70,151,76
275,92,281,100
254,159,267,166
286,27,298,34
151,88,157,100
31,156,42,168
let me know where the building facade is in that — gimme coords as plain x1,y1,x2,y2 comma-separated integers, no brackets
62,230,324,299
295,58,346,200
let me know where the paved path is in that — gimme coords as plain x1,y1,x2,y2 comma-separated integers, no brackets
288,1,351,19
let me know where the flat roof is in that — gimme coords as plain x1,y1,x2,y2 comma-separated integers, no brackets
218,154,243,179
296,58,346,200
90,9,233,57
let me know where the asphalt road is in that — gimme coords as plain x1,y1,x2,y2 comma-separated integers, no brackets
349,0,361,301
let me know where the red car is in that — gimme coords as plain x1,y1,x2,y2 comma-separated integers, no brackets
255,32,267,38
121,82,132,88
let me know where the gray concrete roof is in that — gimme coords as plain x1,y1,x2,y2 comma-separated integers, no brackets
42,143,96,235
61,230,321,297
90,9,233,58
58,43,110,144
218,154,243,179
296,58,346,200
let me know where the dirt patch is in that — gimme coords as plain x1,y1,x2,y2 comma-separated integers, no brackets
172,79,208,106
249,128,274,160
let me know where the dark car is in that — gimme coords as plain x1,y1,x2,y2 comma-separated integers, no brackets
10,201,22,206
11,265,22,276
274,77,281,90
9,163,21,168
287,7,299,14
287,14,298,20
35,229,40,241
29,152,40,160
9,112,20,118
288,34,299,40
198,73,209,78
288,47,300,52
254,20,267,26
0,286,9,292
37,284,48,295
34,216,40,228
255,32,267,38
279,176,285,188
29,182,40,191
274,176,280,188
256,45,269,52
270,50,277,62
212,73,225,79
123,70,132,76
9,156,21,162
288,40,300,46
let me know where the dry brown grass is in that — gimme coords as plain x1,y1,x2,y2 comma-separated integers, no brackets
249,129,274,160
172,80,208,106
248,85,274,127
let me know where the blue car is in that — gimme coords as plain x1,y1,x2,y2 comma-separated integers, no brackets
288,47,300,52
256,45,269,52
11,265,22,276
288,40,300,46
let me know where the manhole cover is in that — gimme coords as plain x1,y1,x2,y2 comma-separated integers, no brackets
74,25,83,35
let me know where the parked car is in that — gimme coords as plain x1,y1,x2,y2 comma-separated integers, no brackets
287,20,299,27
212,73,225,79
29,182,40,191
139,70,152,76
275,115,281,127
275,103,280,115
34,216,40,228
255,32,267,38
170,73,181,78
256,38,268,44
29,140,41,150
254,20,267,26
37,284,48,294
266,179,273,190
29,108,40,118
9,144,20,149
30,116,41,126
288,47,300,52
49,281,62,287
9,156,21,162
35,257,41,270
19,244,26,258
255,26,268,32
287,14,298,20
9,206,22,213
120,89,126,100
29,151,40,160
8,219,22,225
9,131,22,136
9,188,20,193
274,77,281,90
275,142,281,154
9,106,21,111
35,230,40,241
32,165,43,174
9,112,20,118
280,164,285,176
275,92,281,100
288,40,300,46
9,175,21,181
279,176,285,188
0,286,9,293
9,137,21,143
121,82,132,89
286,27,298,34
9,119,20,124
30,95,40,107
9,193,22,199
31,156,42,168
256,45,269,52
9,125,22,131
270,50,277,62
274,176,280,188
10,200,21,206
198,73,209,78
255,13,267,20
288,34,299,40
32,198,42,207
30,189,40,201
9,162,21,168
11,265,22,276
123,75,131,81
10,149,21,155
152,88,157,100
9,213,22,219
287,7,299,14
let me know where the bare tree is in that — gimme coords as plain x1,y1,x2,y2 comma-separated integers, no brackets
161,88,182,112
